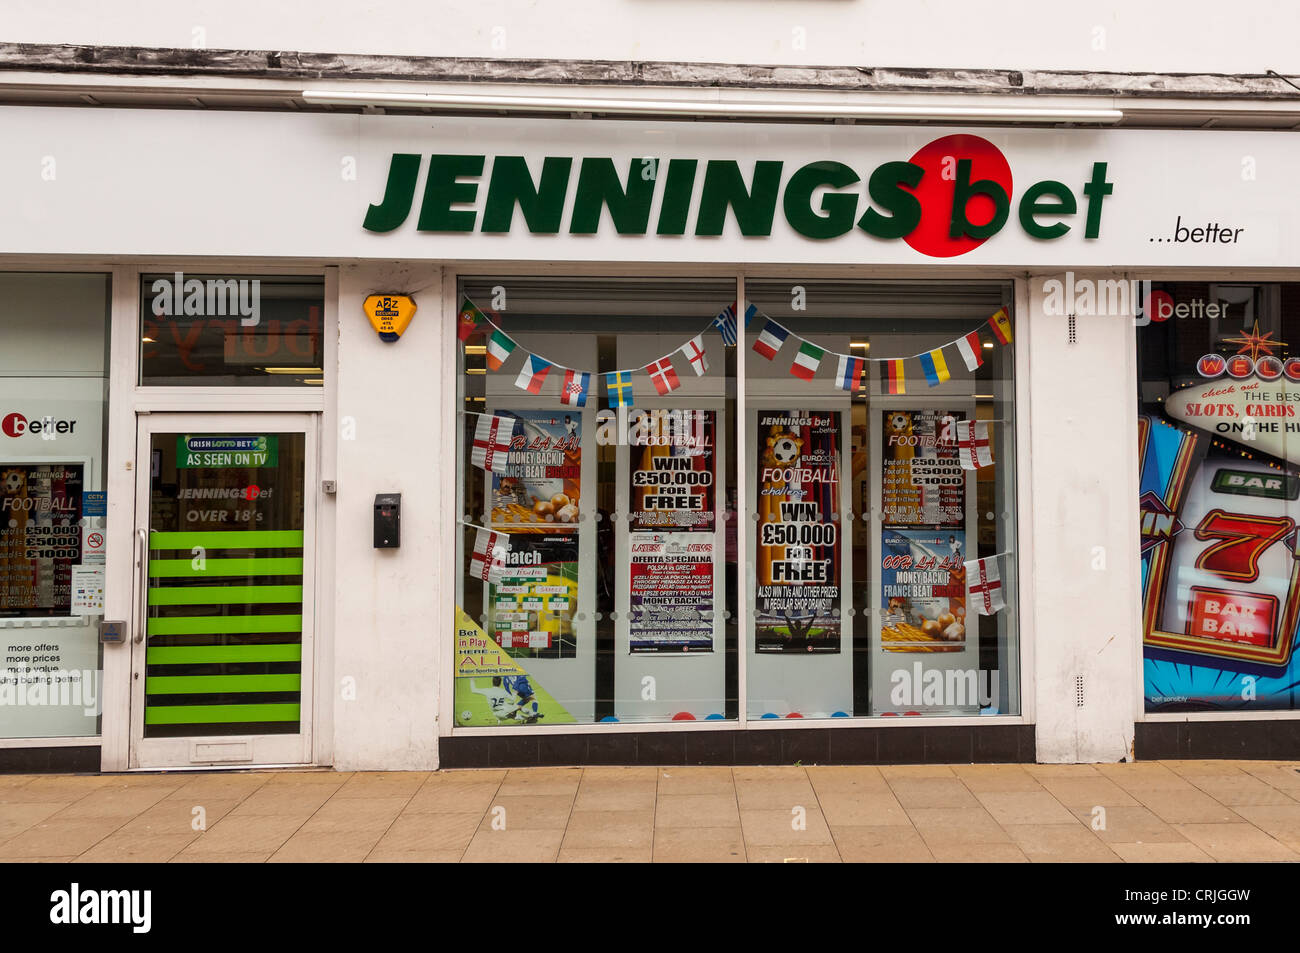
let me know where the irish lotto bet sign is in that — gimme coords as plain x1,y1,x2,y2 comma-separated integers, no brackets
178,435,278,468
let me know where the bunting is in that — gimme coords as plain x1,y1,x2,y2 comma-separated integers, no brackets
965,555,1005,616
470,414,515,473
469,526,510,584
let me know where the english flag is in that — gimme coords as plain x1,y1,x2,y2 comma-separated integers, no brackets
561,369,591,407
514,354,553,394
470,414,514,473
753,319,789,360
965,555,1005,616
956,330,984,372
469,526,510,584
956,420,994,470
680,335,710,376
647,357,681,395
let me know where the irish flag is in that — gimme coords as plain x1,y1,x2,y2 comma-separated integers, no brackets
956,330,983,371
486,329,516,371
514,354,553,394
885,359,905,394
790,341,824,381
989,308,1013,345
919,348,950,387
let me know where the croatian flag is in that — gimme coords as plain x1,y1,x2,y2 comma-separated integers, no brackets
919,348,950,387
965,555,1005,616
955,330,983,372
989,308,1013,345
753,319,789,360
680,335,709,376
561,369,590,407
835,354,865,392
470,414,515,473
713,300,756,346
469,526,510,584
885,359,905,394
790,340,824,381
956,420,994,470
486,329,516,371
605,370,634,408
514,354,553,394
647,357,681,395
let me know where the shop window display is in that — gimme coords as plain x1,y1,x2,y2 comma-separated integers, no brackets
1138,281,1300,711
456,276,1020,727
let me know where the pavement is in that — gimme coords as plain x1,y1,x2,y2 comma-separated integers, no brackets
1,760,1300,862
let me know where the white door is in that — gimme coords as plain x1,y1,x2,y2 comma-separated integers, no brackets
129,412,318,768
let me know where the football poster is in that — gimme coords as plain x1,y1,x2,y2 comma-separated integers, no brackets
879,528,968,653
0,463,84,617
487,534,578,659
880,409,966,527
629,532,715,653
453,607,575,726
628,409,715,531
489,410,581,531
754,411,842,654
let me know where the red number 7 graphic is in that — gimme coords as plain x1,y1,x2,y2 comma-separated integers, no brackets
1193,508,1295,583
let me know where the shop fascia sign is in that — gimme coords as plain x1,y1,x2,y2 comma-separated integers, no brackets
363,134,1113,259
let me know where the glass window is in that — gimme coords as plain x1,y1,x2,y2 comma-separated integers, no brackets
744,280,1019,718
456,278,737,725
140,274,324,386
1138,281,1300,711
0,272,110,738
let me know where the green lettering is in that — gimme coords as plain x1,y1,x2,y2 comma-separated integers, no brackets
655,159,698,235
695,160,783,236
569,158,656,234
416,154,484,232
1018,180,1076,239
858,161,923,239
949,158,1009,240
1082,161,1112,239
782,161,860,239
481,156,573,233
363,153,421,233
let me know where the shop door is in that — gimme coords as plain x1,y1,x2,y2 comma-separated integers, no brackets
129,413,318,768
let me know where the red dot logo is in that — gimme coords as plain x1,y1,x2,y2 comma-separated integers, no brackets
904,135,1014,258
1148,290,1174,323
1,413,27,438
243,485,260,501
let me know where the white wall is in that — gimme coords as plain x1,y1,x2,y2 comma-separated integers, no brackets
6,1,1297,74
332,263,444,770
1028,272,1139,762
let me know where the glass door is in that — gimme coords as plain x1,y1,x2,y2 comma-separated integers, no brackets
130,413,317,768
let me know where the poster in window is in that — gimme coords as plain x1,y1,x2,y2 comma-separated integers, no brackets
0,463,84,618
628,410,715,532
487,534,578,660
880,528,968,653
755,411,841,654
455,607,578,726
629,532,714,653
489,411,582,531
881,409,966,527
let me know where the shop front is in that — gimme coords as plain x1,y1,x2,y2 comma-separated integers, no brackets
0,104,1297,768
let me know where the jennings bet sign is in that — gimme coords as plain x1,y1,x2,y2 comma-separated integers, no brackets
363,134,1112,259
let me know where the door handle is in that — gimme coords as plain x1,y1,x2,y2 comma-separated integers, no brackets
133,528,148,645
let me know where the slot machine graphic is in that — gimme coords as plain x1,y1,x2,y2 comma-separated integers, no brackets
1141,415,1300,710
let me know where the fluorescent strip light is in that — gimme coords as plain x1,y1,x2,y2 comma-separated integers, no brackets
262,367,323,374
301,89,1124,124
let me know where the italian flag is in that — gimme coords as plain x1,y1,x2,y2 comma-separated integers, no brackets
956,330,983,371
486,329,516,371
790,341,824,381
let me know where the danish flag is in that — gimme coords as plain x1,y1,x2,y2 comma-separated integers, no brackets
956,420,993,470
647,357,681,395
965,556,1005,616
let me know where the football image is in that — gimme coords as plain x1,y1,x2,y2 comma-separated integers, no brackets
772,435,800,465
2,471,22,494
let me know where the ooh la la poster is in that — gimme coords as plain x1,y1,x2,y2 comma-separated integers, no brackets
754,411,841,654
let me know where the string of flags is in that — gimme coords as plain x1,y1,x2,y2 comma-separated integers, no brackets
964,553,1007,616
468,523,511,584
458,295,1013,408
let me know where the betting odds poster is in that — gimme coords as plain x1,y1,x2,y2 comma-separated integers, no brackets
453,607,575,726
755,411,842,654
0,463,84,617
881,410,966,527
488,534,578,659
489,410,581,530
880,528,968,653
628,409,716,652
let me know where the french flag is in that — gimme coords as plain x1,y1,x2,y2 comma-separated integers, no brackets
752,319,789,360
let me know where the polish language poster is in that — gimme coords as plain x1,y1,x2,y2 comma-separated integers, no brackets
755,411,842,654
629,532,715,653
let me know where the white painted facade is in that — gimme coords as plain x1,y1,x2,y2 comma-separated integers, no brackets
0,3,1295,769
